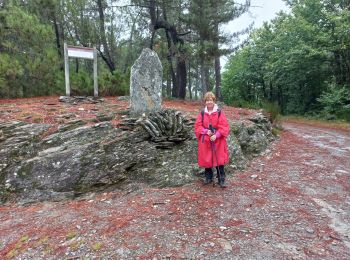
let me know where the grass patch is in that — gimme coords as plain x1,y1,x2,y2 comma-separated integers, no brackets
6,249,18,258
91,242,103,251
6,235,30,258
70,240,83,251
20,235,29,242
36,235,49,246
65,232,77,241
272,127,283,136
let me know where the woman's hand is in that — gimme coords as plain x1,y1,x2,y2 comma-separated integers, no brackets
210,135,216,141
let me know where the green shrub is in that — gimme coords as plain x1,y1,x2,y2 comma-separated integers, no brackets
262,101,281,124
317,84,350,116
69,70,94,96
336,108,350,122
99,70,130,96
0,5,61,98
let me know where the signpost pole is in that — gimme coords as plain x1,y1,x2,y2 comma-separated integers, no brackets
64,42,70,96
93,46,98,97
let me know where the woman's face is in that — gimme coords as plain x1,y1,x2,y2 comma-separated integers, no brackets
205,97,215,110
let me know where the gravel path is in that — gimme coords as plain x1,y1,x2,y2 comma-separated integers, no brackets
1,121,349,259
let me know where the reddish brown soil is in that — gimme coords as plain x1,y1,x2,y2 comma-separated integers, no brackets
284,117,350,134
0,97,349,259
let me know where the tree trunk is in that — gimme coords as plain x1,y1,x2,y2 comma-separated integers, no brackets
97,0,115,73
278,85,284,114
200,61,210,95
148,0,188,99
177,53,187,99
165,31,178,98
199,38,210,96
261,79,267,100
345,50,350,84
166,70,171,97
188,58,192,100
214,23,221,100
214,55,221,100
195,64,199,100
124,17,137,73
53,13,62,58
171,59,178,97
269,81,273,101
75,59,79,73
247,83,251,101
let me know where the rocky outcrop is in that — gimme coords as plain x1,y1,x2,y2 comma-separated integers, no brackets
233,113,274,157
0,110,274,204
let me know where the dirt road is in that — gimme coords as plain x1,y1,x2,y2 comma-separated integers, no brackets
1,121,349,259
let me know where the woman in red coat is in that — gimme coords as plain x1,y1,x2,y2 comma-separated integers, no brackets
194,92,230,187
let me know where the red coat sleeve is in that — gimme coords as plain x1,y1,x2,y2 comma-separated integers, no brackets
194,113,206,140
217,110,230,138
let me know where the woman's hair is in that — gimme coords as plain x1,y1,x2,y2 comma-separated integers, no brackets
203,91,216,103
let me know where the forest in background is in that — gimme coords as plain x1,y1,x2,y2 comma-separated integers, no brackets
0,0,251,100
0,0,349,120
222,0,350,120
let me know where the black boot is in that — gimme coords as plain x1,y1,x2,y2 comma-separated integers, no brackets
204,168,213,185
218,166,227,188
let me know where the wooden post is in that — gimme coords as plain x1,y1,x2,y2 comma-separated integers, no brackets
93,46,98,97
64,43,70,96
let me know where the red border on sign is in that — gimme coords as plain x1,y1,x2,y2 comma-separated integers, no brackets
67,45,94,52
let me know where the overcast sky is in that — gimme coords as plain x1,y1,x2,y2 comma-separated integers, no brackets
228,0,290,31
221,0,290,67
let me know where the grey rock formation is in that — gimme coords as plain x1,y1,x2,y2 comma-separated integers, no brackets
0,111,274,204
59,96,104,104
130,48,163,115
233,113,274,157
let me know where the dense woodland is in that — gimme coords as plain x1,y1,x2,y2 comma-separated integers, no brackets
222,0,350,120
0,0,250,99
0,0,349,120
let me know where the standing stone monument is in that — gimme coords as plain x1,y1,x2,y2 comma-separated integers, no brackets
130,48,163,115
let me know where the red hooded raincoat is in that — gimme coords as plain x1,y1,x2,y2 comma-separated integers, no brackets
194,107,230,168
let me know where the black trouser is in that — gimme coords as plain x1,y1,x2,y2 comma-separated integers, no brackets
205,166,225,181
205,168,213,180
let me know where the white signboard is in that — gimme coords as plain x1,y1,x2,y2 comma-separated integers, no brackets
64,43,98,97
67,46,94,59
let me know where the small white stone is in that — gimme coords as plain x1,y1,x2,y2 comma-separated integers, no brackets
219,226,228,231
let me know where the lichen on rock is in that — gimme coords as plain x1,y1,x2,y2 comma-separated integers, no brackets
0,109,274,204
